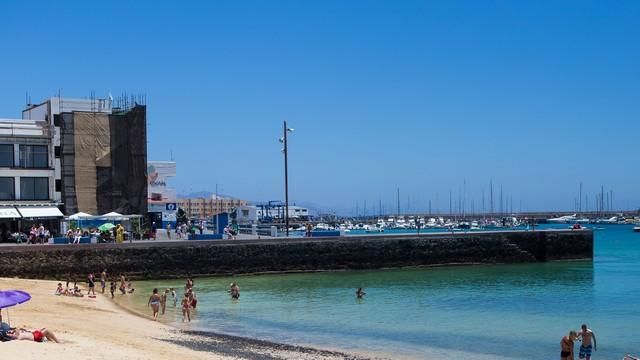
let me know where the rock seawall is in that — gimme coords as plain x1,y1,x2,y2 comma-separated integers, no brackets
0,230,593,280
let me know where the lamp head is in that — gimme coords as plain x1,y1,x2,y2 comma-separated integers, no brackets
287,128,294,133
278,137,284,143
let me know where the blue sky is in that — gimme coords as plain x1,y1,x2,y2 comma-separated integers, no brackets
0,1,638,214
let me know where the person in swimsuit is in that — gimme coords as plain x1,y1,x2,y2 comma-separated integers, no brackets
7,328,60,343
161,289,169,315
561,331,577,360
230,283,240,300
148,288,161,321
119,274,127,295
87,273,96,295
170,288,177,307
55,283,65,296
356,287,366,299
181,293,191,322
577,324,597,360
100,269,107,294
109,281,116,299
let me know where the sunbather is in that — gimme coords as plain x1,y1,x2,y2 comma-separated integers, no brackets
6,328,60,343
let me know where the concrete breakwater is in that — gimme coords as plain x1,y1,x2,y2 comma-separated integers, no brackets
0,230,593,280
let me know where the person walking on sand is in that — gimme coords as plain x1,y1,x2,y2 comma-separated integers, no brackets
577,324,597,360
87,273,96,296
100,269,107,294
109,281,116,299
181,293,191,322
148,288,161,321
561,330,577,360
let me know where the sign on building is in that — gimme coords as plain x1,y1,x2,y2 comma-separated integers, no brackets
147,161,177,203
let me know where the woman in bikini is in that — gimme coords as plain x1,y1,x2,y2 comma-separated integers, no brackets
147,288,162,321
181,293,191,322
561,330,577,360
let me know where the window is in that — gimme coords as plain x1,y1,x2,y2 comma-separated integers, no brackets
55,179,62,192
0,177,14,200
0,144,13,167
53,114,61,127
20,177,49,200
19,145,48,168
54,146,61,158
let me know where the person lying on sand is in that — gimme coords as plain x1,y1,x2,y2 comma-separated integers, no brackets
6,328,60,343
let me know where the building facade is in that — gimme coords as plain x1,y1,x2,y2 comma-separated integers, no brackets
22,96,147,215
177,196,248,220
0,118,63,240
0,94,148,242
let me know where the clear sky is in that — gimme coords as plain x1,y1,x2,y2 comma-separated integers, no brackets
1,1,638,214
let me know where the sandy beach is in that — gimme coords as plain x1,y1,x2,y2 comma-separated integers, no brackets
0,277,366,360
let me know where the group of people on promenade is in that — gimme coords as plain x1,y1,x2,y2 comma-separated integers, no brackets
65,224,126,244
10,223,53,244
164,221,203,240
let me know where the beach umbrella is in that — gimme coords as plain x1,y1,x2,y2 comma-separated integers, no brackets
0,290,30,309
98,223,116,232
0,290,31,327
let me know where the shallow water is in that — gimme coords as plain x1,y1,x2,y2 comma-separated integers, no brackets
120,224,640,359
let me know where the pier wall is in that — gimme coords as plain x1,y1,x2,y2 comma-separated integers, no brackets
0,230,592,280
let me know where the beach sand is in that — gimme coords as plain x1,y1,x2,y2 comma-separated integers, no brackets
0,278,366,360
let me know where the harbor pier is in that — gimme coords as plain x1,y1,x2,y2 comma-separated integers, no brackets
0,229,592,280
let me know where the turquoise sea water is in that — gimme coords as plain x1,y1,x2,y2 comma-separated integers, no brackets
121,225,640,359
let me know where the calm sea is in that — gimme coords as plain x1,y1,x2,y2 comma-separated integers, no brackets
118,224,640,359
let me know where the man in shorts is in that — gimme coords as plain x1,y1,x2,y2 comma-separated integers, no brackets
577,324,597,360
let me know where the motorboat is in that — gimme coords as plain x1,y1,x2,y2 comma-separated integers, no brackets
633,227,640,233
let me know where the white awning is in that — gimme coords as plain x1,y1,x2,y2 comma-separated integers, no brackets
0,207,21,219
102,212,123,217
68,212,94,219
17,206,64,218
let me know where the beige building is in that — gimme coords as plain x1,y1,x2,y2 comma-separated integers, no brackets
177,196,248,219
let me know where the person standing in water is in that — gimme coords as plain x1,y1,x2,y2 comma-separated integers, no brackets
148,288,161,321
230,282,240,299
170,288,177,307
356,287,366,298
181,293,191,322
561,331,577,360
577,324,597,360
161,289,169,315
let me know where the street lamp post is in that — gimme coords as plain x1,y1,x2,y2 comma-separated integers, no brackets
280,121,294,237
